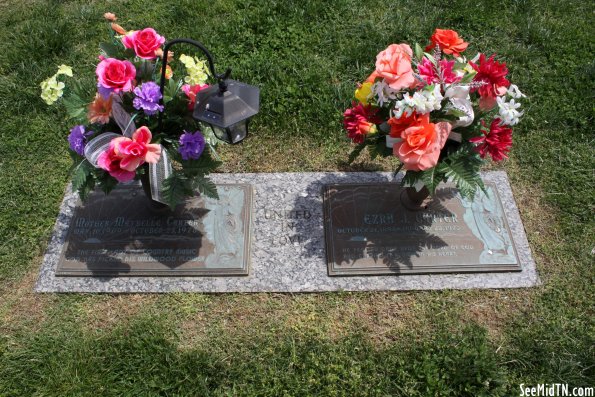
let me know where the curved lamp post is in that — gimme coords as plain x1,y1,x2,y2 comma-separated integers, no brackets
158,38,259,144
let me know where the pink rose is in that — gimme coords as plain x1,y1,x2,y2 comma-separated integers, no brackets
122,28,165,59
375,44,415,90
96,58,136,93
97,127,161,182
393,114,451,171
97,143,136,182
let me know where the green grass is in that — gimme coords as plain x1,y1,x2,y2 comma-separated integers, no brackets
0,0,593,395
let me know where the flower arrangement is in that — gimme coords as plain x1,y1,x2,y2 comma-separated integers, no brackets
41,13,222,208
344,28,526,199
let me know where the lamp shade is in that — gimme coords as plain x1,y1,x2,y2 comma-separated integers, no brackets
192,80,260,144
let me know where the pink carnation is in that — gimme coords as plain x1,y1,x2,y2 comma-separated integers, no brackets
343,103,382,144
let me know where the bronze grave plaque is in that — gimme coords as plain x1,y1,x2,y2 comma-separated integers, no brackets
56,183,252,277
323,183,520,276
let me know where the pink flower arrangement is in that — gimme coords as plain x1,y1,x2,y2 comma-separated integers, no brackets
344,28,527,199
41,13,225,207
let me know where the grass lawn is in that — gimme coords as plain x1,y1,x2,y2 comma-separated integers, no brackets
0,0,593,395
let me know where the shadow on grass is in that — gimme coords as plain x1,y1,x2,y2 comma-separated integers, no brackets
0,315,511,397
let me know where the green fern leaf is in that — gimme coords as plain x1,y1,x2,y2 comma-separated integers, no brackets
162,174,193,209
182,148,222,177
192,176,219,200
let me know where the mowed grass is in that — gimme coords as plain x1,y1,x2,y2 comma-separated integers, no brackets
0,0,593,395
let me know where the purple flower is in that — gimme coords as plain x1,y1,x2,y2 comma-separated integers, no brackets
178,130,206,160
132,81,164,116
97,83,113,100
68,125,92,156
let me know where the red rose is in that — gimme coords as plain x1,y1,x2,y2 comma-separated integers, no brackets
96,58,136,93
122,28,165,59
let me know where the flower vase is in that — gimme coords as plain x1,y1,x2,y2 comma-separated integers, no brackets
139,164,170,212
401,186,431,211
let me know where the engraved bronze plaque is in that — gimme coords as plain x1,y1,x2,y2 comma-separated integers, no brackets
323,183,520,276
56,184,252,276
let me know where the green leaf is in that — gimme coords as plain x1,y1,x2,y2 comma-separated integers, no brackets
62,93,88,123
163,78,182,104
162,174,193,209
424,52,438,66
419,167,443,195
99,42,123,58
181,148,223,177
414,43,424,62
401,170,422,187
437,147,486,200
458,72,476,84
347,143,366,164
97,175,119,195
192,176,219,199
136,60,155,82
71,160,93,193
446,108,468,118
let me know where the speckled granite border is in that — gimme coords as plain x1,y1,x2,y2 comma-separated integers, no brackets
35,171,540,293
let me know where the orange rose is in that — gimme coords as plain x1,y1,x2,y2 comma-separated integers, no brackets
387,112,422,138
374,44,415,90
393,114,451,171
425,29,468,57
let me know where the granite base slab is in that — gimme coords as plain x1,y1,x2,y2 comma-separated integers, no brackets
35,171,540,293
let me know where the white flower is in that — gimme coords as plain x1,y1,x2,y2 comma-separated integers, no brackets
497,96,523,126
371,80,398,107
445,85,474,128
394,85,443,117
507,84,526,99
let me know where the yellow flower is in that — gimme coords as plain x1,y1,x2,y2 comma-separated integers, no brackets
354,81,373,105
40,75,65,105
463,62,476,74
56,64,73,77
179,54,209,85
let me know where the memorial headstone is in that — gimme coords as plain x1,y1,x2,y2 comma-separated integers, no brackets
56,184,252,277
36,172,540,293
323,182,520,276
